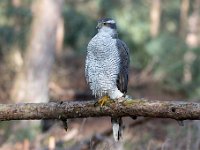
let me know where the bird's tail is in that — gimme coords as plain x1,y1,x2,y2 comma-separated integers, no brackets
111,117,122,141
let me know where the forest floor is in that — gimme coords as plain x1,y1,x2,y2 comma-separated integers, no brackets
0,56,199,150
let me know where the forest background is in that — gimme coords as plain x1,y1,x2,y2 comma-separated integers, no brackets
0,0,200,149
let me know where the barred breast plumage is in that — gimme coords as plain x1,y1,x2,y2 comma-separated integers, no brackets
85,31,122,97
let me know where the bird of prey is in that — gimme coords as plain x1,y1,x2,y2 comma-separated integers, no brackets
85,18,130,141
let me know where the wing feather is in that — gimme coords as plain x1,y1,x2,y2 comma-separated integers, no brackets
116,39,130,94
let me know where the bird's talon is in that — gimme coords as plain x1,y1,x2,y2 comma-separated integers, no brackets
96,95,111,106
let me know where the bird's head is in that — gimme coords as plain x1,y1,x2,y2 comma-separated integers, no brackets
96,18,118,37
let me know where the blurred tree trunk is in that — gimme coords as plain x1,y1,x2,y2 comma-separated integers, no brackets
183,0,199,84
145,0,162,80
150,0,161,38
11,0,64,103
185,1,200,149
55,18,65,57
179,0,189,38
186,0,200,48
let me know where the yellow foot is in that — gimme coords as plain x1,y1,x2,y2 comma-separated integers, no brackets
99,95,110,106
95,95,111,107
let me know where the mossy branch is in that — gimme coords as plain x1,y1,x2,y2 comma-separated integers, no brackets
0,98,200,121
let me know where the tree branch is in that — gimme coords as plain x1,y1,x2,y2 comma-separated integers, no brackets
0,98,200,121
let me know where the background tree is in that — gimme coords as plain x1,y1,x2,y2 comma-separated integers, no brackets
150,0,161,38
0,0,200,149
11,0,64,103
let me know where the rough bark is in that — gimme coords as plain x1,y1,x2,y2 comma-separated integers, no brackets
0,99,200,121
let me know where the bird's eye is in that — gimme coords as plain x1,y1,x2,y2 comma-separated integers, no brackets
103,23,107,25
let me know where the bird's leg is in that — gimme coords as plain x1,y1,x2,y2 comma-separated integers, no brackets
96,95,111,107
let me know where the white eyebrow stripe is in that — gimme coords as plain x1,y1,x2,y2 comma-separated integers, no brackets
106,20,116,24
